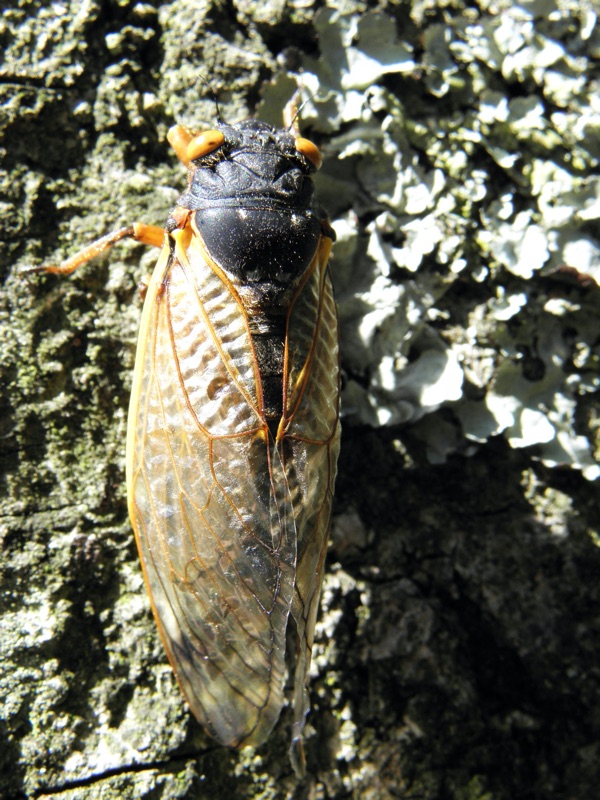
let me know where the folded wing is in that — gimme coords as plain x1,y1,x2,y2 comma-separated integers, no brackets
126,235,297,747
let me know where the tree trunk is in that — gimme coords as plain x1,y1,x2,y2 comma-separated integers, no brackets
2,1,599,798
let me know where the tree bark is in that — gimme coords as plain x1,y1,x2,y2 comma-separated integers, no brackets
2,1,599,798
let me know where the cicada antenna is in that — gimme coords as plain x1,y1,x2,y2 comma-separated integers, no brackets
195,72,224,123
212,89,224,124
284,88,316,134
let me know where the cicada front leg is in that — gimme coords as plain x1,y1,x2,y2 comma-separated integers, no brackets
23,223,165,277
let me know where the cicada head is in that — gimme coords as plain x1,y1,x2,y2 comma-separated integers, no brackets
184,119,322,210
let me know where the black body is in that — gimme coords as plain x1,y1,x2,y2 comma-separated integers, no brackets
173,120,334,421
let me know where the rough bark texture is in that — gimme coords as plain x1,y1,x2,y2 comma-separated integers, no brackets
2,1,600,799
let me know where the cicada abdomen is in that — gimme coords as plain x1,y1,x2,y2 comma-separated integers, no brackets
125,119,340,772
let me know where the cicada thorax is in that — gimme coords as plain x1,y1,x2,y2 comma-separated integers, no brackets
127,117,340,771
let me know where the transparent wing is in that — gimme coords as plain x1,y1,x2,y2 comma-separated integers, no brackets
126,233,296,748
282,236,342,770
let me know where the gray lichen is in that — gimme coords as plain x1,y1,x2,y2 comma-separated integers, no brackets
276,2,600,478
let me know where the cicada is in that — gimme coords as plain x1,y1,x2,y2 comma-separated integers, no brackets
30,109,341,774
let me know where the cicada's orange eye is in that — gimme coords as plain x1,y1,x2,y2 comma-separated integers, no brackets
295,137,323,170
186,130,225,162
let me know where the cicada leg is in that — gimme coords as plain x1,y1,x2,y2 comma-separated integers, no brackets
23,223,165,276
